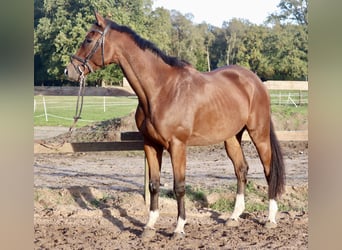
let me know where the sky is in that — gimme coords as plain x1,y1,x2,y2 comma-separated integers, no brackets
153,0,281,27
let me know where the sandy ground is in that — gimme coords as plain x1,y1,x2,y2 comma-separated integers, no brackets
34,126,308,249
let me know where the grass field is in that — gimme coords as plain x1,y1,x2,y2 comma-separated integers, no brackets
34,96,138,127
34,95,307,127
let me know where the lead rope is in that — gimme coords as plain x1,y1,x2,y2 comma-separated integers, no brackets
69,70,86,132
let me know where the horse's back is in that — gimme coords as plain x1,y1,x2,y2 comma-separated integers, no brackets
204,65,264,90
203,65,270,110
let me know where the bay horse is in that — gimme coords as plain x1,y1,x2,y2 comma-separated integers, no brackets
65,12,285,238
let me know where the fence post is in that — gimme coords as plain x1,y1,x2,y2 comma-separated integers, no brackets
43,96,48,121
103,96,106,112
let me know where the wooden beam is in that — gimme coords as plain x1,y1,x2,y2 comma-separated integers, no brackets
71,141,144,152
120,131,143,141
264,81,308,91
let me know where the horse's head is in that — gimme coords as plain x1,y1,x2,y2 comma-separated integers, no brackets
64,12,113,82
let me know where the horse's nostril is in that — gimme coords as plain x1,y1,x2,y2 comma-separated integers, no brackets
64,68,68,76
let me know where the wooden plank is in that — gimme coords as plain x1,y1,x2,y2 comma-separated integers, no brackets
264,81,308,91
34,141,144,153
121,131,143,141
71,141,144,152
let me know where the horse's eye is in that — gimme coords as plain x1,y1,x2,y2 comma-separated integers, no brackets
85,38,92,44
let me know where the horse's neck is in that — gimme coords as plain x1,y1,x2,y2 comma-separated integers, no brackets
118,44,172,114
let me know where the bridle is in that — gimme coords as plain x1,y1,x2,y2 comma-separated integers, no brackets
68,24,110,131
70,24,111,77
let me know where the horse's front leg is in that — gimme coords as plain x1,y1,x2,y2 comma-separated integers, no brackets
169,139,187,237
142,141,163,237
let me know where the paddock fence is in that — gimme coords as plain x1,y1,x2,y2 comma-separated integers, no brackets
265,81,308,106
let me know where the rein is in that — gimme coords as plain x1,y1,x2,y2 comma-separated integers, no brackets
69,70,86,132
68,24,110,132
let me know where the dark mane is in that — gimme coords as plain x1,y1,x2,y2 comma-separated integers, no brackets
106,20,190,68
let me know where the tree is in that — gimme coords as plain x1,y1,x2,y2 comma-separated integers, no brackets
34,0,154,86
271,24,308,80
146,7,172,52
201,24,215,71
170,10,196,64
238,25,273,79
223,18,251,66
34,0,308,85
267,0,308,26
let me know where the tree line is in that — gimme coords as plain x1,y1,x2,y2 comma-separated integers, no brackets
34,0,307,86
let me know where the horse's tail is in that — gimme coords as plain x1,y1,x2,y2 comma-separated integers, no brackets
268,120,286,199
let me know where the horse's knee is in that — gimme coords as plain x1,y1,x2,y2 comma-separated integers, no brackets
238,164,249,181
174,181,185,198
149,180,160,195
236,164,249,194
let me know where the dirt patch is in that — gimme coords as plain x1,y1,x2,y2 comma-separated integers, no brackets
34,185,307,249
34,111,308,249
34,84,308,248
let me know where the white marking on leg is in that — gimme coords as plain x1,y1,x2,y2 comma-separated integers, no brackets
174,217,186,234
230,194,245,220
268,199,278,224
145,210,159,229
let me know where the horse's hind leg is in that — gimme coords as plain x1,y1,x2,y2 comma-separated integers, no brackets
224,130,249,226
142,140,163,237
247,121,285,228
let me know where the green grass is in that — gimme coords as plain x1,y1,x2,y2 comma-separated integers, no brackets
34,96,138,127
271,105,307,117
207,182,269,213
271,105,308,130
209,197,235,212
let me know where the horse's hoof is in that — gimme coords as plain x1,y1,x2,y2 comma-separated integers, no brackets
226,218,240,227
141,228,156,240
264,221,277,229
171,232,185,240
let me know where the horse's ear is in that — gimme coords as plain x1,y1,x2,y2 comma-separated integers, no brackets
94,11,106,27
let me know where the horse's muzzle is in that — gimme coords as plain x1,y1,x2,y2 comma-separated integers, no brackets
64,64,80,82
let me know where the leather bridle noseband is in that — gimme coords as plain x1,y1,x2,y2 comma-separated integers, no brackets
70,24,110,77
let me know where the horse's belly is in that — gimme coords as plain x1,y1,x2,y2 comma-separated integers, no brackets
187,129,240,146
